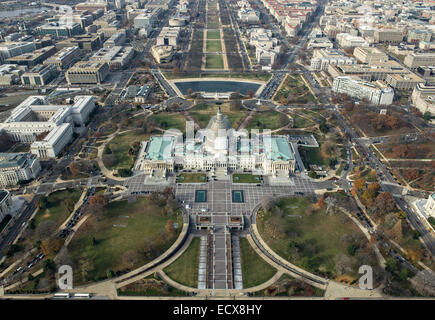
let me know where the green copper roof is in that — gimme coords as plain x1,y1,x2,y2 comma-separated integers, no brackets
145,136,174,161
264,136,293,161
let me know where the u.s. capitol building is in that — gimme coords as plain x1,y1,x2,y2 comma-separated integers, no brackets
134,108,296,179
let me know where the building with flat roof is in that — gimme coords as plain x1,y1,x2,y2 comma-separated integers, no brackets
56,33,104,53
144,0,173,10
238,8,260,23
151,45,174,64
407,29,432,44
90,46,134,70
307,37,334,49
374,29,403,43
404,53,435,69
0,153,41,186
310,48,356,71
385,73,425,90
411,84,435,119
104,32,126,47
328,60,411,81
0,95,96,158
332,76,394,106
0,64,26,85
353,47,388,64
21,64,59,86
336,33,369,48
133,9,160,31
75,1,109,12
6,46,57,68
37,22,83,38
66,61,109,84
134,109,296,179
156,27,180,46
0,42,36,62
44,46,81,70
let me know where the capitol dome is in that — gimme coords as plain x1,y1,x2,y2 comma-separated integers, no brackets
206,107,232,134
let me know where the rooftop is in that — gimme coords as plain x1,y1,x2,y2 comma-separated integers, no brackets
145,136,175,161
264,136,294,161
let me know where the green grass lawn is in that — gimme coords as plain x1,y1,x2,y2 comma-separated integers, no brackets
239,237,277,288
94,187,107,195
103,130,150,170
257,196,375,280
189,103,248,128
207,21,220,29
69,197,183,285
207,30,221,40
164,237,200,288
117,274,189,296
148,112,187,133
292,114,316,128
299,146,326,167
34,189,83,228
232,173,261,183
336,163,345,176
274,74,316,104
252,273,324,297
245,111,290,131
207,15,220,29
206,40,222,52
230,73,272,82
13,144,30,152
205,55,224,69
177,173,207,183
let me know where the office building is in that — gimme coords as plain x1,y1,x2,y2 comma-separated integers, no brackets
374,29,403,43
43,46,81,70
336,33,369,48
151,45,174,63
66,61,109,84
0,42,36,62
332,76,394,106
411,84,435,117
310,48,356,71
353,47,388,64
37,22,83,38
0,64,26,85
104,32,126,47
90,46,134,70
385,73,425,90
0,95,96,158
0,153,41,187
404,53,435,69
6,46,57,68
156,27,180,46
56,34,104,53
21,64,58,86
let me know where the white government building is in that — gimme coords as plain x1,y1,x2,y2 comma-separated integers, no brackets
0,95,96,158
134,109,296,180
0,153,41,186
332,76,394,106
